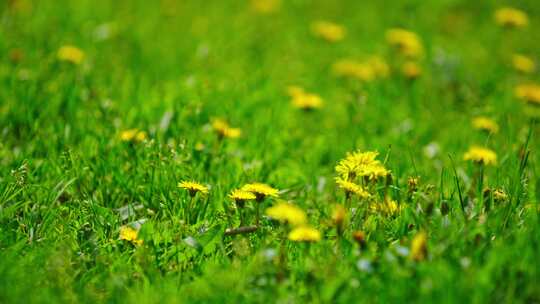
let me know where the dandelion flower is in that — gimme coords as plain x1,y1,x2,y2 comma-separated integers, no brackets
410,231,427,261
463,146,497,166
335,178,370,198
332,204,346,226
57,45,85,64
119,226,143,246
288,226,321,242
228,189,256,202
265,201,307,226
335,150,389,181
242,183,279,201
332,59,375,81
494,7,528,28
472,116,499,134
515,83,540,106
120,129,147,143
311,20,346,42
369,199,401,216
512,54,535,74
401,61,422,79
211,118,241,139
386,28,423,58
291,91,324,110
178,180,209,197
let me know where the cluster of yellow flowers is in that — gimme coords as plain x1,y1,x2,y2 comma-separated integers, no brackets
119,129,147,143
211,118,242,139
265,202,321,242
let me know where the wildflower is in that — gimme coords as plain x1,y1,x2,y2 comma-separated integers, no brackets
288,226,321,242
410,231,427,261
494,7,528,28
311,20,346,42
119,226,143,246
332,204,346,227
211,118,241,139
335,178,370,198
251,0,280,14
512,54,535,74
178,180,209,197
120,129,147,143
385,28,423,58
265,202,307,226
332,59,375,81
493,189,508,202
228,189,256,203
335,150,389,181
57,45,85,64
291,91,324,110
401,61,422,79
241,183,279,201
369,199,401,216
367,56,390,78
515,83,540,106
472,116,499,134
463,146,497,166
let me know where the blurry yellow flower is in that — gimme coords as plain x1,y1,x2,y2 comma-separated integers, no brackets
335,178,370,198
494,7,528,28
211,118,241,139
288,226,321,242
120,129,147,143
369,199,401,216
367,56,390,78
228,189,256,202
386,28,423,58
119,226,143,246
401,61,422,79
332,204,346,226
332,59,375,81
57,45,85,64
265,202,307,226
311,20,346,42
515,83,540,106
251,0,281,14
410,231,427,261
242,183,279,200
291,91,324,110
178,181,209,197
512,54,535,74
472,116,499,134
463,146,497,166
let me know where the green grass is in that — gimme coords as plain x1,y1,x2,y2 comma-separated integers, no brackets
1,0,540,303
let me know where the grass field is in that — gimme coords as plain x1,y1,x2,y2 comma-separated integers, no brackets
1,0,540,302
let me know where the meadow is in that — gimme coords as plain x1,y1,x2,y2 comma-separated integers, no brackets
1,0,540,302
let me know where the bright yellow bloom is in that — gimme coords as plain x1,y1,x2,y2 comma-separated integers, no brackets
472,116,499,134
57,45,85,64
228,189,256,202
494,7,528,28
410,231,427,261
311,20,346,42
512,54,535,74
335,178,370,198
463,146,497,166
211,118,241,139
332,59,375,81
250,0,280,14
178,181,209,196
242,183,279,200
385,28,423,58
120,129,147,143
515,83,540,105
119,226,143,246
265,202,306,226
336,150,389,181
288,226,321,242
401,61,422,79
291,91,324,110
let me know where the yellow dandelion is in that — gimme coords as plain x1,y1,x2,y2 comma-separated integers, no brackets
228,189,256,202
335,178,370,198
494,7,528,28
410,231,427,261
178,180,209,197
385,28,423,58
332,204,347,226
119,226,143,246
512,54,535,74
401,61,422,79
291,91,324,110
311,20,346,42
288,226,321,242
242,183,279,200
463,146,497,166
472,116,499,134
211,118,242,139
120,129,147,143
515,83,540,106
336,150,389,181
265,201,307,226
57,45,85,65
332,59,375,81
369,199,401,216
250,0,281,14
